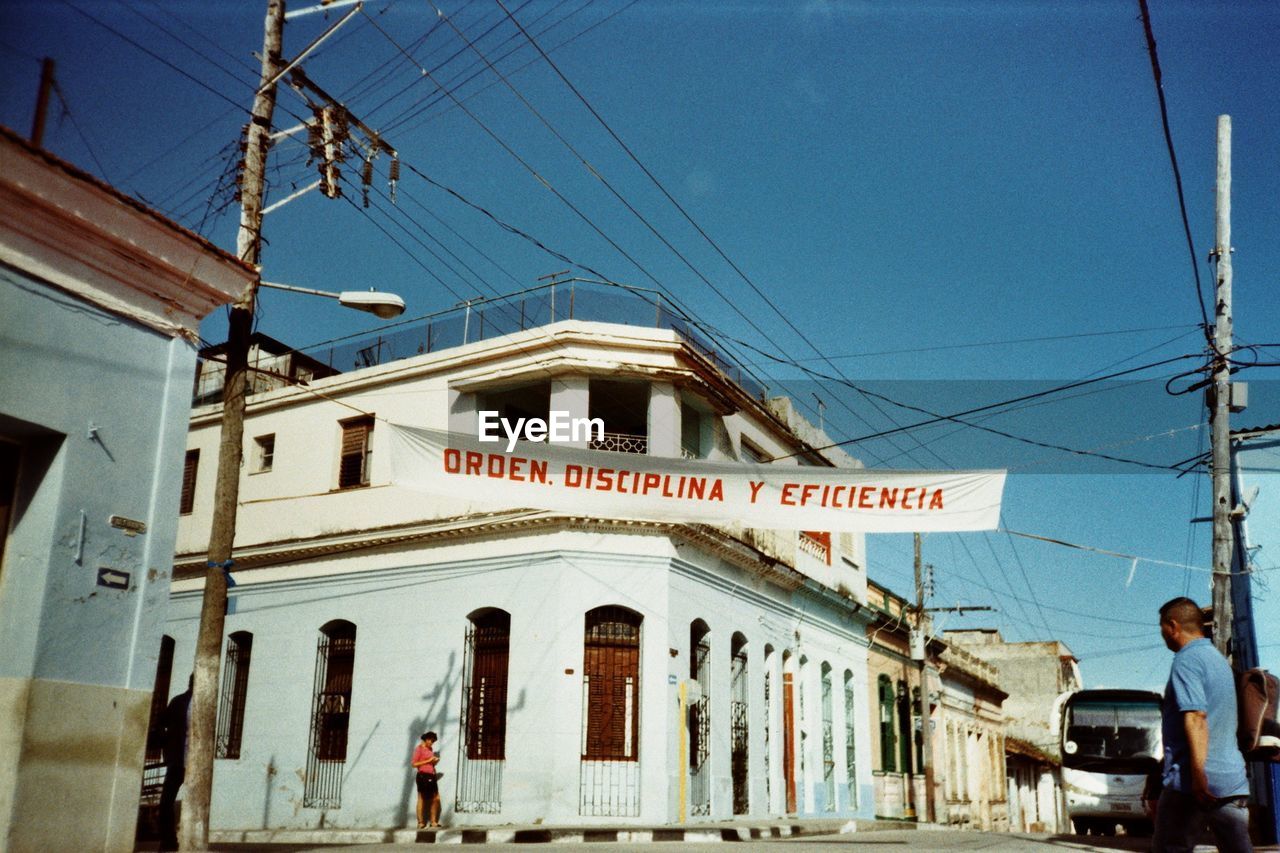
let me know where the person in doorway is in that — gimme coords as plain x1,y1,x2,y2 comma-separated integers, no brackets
158,676,192,852
412,731,442,829
1152,597,1252,853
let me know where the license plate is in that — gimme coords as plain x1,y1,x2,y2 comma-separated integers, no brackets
1112,803,1133,812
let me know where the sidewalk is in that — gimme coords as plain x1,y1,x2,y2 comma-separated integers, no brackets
208,817,937,846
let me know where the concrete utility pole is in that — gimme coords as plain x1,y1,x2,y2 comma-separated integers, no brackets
182,1,285,848
913,532,935,823
1209,115,1234,658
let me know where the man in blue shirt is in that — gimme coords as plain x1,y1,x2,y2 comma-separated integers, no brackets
1153,597,1252,853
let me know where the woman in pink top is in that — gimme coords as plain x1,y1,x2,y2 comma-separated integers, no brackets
412,731,442,828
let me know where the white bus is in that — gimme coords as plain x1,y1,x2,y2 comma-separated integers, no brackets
1055,688,1162,836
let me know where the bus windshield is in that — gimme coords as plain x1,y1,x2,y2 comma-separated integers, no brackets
1062,695,1161,774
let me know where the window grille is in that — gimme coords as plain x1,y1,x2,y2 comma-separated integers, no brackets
797,658,808,813
457,610,510,813
688,620,711,817
180,450,198,514
588,431,648,455
878,675,896,772
821,664,835,811
763,648,773,813
843,670,857,809
730,634,749,815
338,417,373,488
896,680,912,776
304,621,356,808
912,686,925,774
798,531,832,565
215,632,253,759
579,606,642,816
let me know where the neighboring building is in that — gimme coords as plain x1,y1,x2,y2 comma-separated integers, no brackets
864,580,1009,830
157,280,880,833
1004,736,1063,833
0,127,251,851
946,628,1081,833
193,331,339,405
864,580,936,821
936,640,1008,831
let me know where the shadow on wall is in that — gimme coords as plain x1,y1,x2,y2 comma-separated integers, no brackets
395,650,462,827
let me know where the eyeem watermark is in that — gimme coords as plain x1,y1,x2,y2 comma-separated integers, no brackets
478,410,604,452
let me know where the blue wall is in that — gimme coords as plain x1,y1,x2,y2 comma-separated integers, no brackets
0,263,196,691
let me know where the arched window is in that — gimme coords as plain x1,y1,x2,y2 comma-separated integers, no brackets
464,610,510,760
580,606,642,818
877,675,896,772
304,620,356,808
896,679,912,775
458,609,510,814
730,632,749,815
843,669,857,809
764,644,775,812
216,631,253,759
582,606,642,761
820,662,835,811
688,619,712,817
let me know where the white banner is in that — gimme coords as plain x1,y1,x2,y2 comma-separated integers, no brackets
387,423,1006,533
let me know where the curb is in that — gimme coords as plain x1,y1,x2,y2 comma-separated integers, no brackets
404,823,821,844
211,820,866,845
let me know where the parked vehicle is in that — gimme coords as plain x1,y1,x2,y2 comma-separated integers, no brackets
1054,688,1162,836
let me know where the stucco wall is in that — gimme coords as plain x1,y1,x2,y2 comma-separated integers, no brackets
0,266,200,852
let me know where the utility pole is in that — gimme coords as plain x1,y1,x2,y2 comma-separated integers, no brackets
1210,115,1234,658
29,58,55,146
182,1,284,848
913,532,935,823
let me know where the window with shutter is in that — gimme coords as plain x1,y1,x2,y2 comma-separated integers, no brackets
180,450,199,514
581,606,641,761
337,417,373,489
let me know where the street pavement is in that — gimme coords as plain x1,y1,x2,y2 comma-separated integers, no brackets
196,829,1280,852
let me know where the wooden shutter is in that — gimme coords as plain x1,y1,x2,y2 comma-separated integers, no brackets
338,417,373,488
180,450,199,514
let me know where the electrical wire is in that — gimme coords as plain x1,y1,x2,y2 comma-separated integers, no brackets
1136,0,1210,339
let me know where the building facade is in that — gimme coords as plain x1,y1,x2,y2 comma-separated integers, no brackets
946,628,1080,833
936,641,1008,831
0,127,250,851
864,581,1009,829
156,283,881,833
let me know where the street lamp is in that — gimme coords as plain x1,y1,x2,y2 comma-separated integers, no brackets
259,280,406,319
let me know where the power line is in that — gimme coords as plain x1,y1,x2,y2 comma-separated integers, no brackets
765,324,1201,363
1136,0,1210,338
56,0,248,112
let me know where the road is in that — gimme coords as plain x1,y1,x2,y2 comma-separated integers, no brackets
210,829,1171,852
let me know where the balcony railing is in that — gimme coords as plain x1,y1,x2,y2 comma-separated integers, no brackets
589,431,648,455
199,280,769,405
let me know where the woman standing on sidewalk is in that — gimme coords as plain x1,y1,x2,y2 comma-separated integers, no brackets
412,731,442,829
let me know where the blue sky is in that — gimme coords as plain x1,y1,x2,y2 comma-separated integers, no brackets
2,0,1278,689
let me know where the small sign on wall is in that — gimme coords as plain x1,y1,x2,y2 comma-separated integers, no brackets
97,567,131,590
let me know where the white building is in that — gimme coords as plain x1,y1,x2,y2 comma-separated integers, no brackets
157,281,879,832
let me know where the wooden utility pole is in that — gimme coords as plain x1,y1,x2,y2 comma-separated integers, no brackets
30,58,55,146
182,1,284,848
913,532,935,823
1210,114,1234,657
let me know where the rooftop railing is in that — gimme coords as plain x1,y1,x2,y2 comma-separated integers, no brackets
291,279,769,400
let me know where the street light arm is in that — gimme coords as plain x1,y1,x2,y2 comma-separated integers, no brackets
259,280,406,319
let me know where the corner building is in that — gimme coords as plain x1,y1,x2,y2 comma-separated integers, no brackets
158,282,879,832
